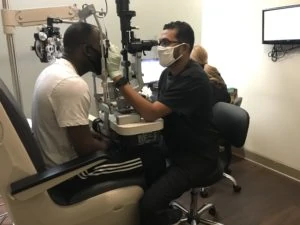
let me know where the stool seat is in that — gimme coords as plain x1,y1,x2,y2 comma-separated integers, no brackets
193,160,223,188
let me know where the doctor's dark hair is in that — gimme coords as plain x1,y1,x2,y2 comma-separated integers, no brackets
63,22,97,54
163,21,194,52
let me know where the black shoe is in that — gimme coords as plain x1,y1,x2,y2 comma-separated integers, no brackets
167,207,183,225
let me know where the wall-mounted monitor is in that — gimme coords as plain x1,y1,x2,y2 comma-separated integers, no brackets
262,4,300,44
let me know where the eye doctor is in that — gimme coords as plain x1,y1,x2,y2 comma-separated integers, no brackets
107,21,219,225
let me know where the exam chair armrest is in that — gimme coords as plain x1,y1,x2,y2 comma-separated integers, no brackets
11,151,109,201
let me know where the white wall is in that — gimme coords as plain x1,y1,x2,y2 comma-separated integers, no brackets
201,0,300,171
0,0,202,116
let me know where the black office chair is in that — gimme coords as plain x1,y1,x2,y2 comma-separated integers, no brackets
200,96,245,198
217,97,245,194
214,101,249,191
0,78,144,225
170,102,250,225
222,96,243,174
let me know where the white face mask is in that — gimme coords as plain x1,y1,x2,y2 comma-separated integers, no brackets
157,43,184,67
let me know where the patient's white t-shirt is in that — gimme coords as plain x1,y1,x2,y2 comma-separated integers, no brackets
32,58,91,168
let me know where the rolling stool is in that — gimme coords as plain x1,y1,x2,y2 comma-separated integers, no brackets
170,161,224,225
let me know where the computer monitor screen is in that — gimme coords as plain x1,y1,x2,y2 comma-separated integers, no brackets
263,4,300,44
141,59,165,84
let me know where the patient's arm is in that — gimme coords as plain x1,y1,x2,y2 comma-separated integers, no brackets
67,125,109,156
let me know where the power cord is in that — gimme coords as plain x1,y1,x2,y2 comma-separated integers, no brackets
268,44,300,62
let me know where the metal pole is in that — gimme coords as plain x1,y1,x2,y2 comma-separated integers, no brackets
2,0,23,110
93,12,110,135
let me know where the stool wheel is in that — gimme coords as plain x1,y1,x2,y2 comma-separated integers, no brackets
200,189,208,198
208,206,217,216
233,185,241,192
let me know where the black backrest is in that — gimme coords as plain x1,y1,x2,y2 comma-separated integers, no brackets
212,102,250,148
0,78,45,172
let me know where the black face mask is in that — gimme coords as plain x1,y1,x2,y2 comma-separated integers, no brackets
86,46,102,75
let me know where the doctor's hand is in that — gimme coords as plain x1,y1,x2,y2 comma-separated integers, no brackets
106,44,123,81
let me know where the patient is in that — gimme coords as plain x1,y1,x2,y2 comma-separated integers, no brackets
31,22,165,196
191,45,230,104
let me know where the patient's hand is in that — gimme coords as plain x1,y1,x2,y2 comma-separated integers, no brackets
91,130,111,150
92,129,109,141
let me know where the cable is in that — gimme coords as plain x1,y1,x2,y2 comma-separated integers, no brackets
97,0,109,40
96,0,108,18
268,44,300,62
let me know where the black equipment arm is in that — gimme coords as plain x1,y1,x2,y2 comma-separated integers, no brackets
115,0,158,79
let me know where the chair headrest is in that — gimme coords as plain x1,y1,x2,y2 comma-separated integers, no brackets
212,102,250,148
0,78,45,171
